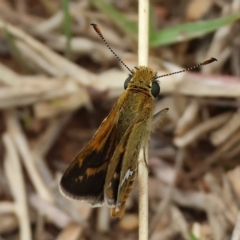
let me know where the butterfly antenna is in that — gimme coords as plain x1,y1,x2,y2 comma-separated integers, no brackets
91,23,133,74
155,57,217,80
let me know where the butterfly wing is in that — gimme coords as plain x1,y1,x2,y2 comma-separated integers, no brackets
59,104,120,206
104,107,152,217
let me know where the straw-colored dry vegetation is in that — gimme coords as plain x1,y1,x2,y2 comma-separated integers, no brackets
0,0,240,239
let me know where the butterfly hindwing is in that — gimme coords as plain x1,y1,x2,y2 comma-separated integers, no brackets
104,108,152,217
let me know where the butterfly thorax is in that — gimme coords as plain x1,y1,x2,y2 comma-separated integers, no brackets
115,68,155,142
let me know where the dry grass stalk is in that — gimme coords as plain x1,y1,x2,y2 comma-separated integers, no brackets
29,193,72,229
174,111,232,147
210,110,240,146
56,222,83,240
31,114,71,156
97,206,110,232
187,128,240,179
0,0,239,239
203,174,236,237
203,0,240,74
226,143,240,159
186,0,213,20
0,62,22,86
0,0,41,27
175,99,200,135
33,89,90,119
0,214,18,234
138,0,149,239
222,176,239,224
119,214,139,231
29,115,71,186
33,10,63,35
4,109,54,203
0,18,96,85
150,226,178,240
47,36,118,62
170,187,227,240
150,150,184,235
170,205,190,240
34,213,45,240
2,133,31,240
177,73,240,97
0,201,15,214
231,212,240,240
0,76,90,109
227,167,240,202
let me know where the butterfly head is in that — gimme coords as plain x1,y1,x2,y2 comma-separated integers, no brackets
124,66,160,98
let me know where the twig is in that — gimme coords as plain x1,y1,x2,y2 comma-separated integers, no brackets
3,133,32,240
231,212,240,240
0,62,22,86
138,0,149,239
61,0,72,59
226,143,240,159
38,0,58,15
29,193,72,228
4,109,54,203
0,18,96,85
0,214,18,234
170,205,190,240
187,128,240,179
56,222,83,240
203,0,240,74
33,90,90,119
46,36,119,62
175,99,200,135
210,110,240,146
150,149,184,235
97,206,110,232
0,75,90,110
30,115,72,187
32,114,72,156
150,227,178,240
176,73,240,98
0,202,15,214
34,213,45,240
174,111,232,147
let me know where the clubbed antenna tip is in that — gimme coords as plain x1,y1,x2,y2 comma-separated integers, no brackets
91,23,133,74
91,23,217,80
155,57,217,79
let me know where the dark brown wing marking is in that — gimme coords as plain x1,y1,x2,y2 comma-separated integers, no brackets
59,105,119,205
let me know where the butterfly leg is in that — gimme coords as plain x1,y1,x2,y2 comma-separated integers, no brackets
142,136,150,172
142,108,169,170
152,108,169,131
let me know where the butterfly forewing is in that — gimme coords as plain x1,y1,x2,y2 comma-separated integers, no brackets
60,105,121,205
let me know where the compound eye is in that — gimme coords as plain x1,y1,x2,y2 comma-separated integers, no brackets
151,81,160,98
124,75,132,90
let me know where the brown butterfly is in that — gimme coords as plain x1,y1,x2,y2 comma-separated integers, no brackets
59,24,217,218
